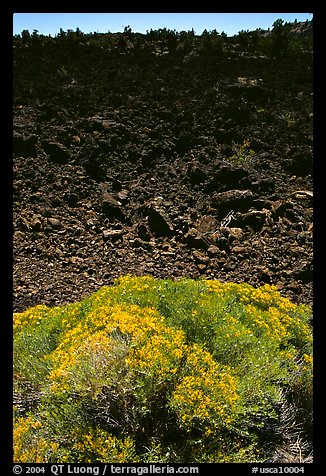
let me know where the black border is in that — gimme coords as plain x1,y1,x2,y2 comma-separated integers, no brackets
1,0,14,470
9,1,318,13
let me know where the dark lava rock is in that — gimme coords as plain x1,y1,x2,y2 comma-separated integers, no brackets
211,189,253,214
187,164,208,185
293,261,313,283
102,229,124,242
205,165,249,193
13,134,38,157
47,218,62,229
137,222,152,242
226,84,273,104
42,141,70,164
64,193,79,207
147,206,174,238
102,192,126,222
238,209,268,231
31,215,42,232
183,228,209,250
12,31,313,312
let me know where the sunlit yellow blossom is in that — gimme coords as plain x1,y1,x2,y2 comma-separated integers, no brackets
170,343,239,431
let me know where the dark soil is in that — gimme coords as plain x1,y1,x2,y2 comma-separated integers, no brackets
13,35,313,313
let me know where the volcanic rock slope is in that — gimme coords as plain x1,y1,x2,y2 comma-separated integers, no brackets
13,39,313,312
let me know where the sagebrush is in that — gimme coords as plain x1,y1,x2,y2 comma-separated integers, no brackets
13,276,313,463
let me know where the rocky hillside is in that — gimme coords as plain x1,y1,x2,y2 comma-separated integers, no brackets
13,26,313,312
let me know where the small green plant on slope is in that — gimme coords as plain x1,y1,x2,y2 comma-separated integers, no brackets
14,276,312,463
284,112,296,128
228,139,255,166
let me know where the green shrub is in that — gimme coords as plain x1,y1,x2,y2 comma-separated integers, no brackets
14,276,312,463
228,139,255,166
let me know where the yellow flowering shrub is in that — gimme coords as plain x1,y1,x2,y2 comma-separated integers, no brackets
46,303,183,395
13,416,62,463
47,330,124,395
170,344,239,431
13,305,49,331
206,279,312,350
126,327,186,383
67,428,137,463
13,416,137,463
13,276,313,463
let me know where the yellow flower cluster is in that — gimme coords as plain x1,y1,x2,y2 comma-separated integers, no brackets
70,428,137,463
43,294,241,435
205,280,226,294
88,303,164,338
47,303,167,393
13,416,136,463
245,301,311,347
206,280,288,309
48,330,123,395
13,305,50,331
115,274,158,294
171,344,239,430
220,315,253,340
13,417,60,463
126,327,186,382
206,280,312,347
244,304,289,341
303,353,313,366
46,322,88,392
243,284,281,309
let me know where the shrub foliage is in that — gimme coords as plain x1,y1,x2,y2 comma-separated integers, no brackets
13,276,312,463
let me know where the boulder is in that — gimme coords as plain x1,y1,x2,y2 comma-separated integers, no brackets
183,228,208,250
195,215,218,234
187,164,208,185
102,229,123,242
17,215,30,231
102,192,126,222
205,165,249,192
13,134,38,157
64,193,79,207
207,245,220,257
137,222,152,242
48,218,62,229
238,209,267,231
224,227,245,241
211,189,253,213
42,141,70,164
147,207,174,237
31,215,42,232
